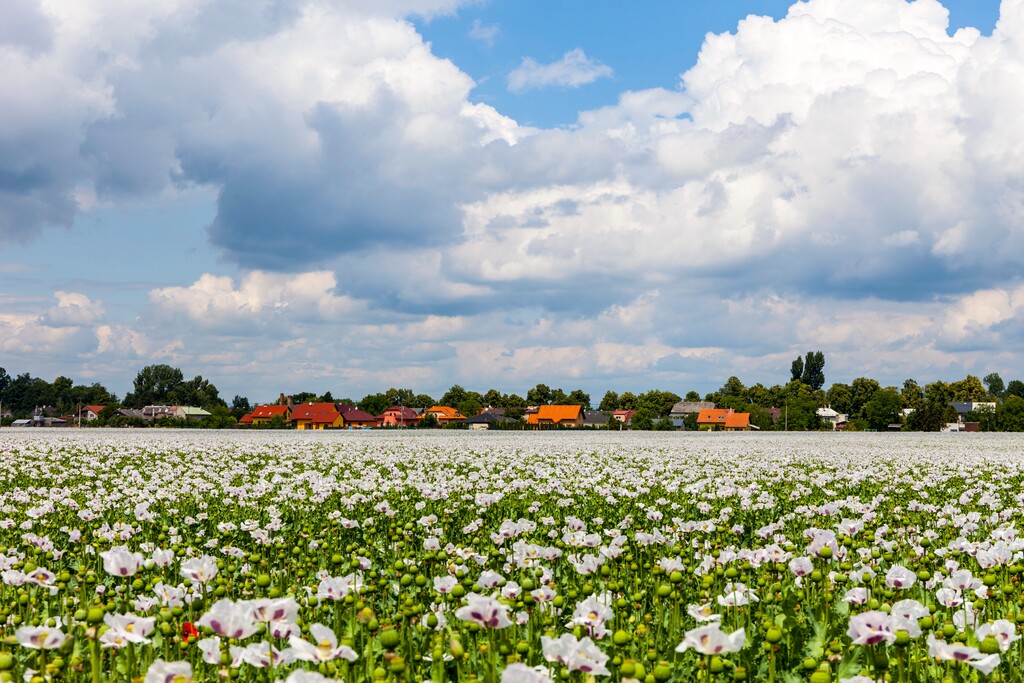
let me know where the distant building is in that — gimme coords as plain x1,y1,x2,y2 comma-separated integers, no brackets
526,405,584,429
816,407,848,430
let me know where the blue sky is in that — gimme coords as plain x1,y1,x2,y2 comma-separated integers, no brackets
1,0,1020,405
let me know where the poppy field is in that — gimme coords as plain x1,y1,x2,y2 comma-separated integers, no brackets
2,430,1024,683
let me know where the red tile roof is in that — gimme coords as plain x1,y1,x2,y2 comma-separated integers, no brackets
725,413,750,429
697,408,732,424
251,405,290,419
290,403,341,423
341,408,377,423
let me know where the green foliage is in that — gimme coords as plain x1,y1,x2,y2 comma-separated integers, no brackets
996,396,1024,431
358,393,391,417
983,372,1005,399
525,383,552,405
863,388,902,431
598,390,619,411
801,351,826,391
949,374,987,402
790,355,804,383
1007,379,1024,399
630,408,654,430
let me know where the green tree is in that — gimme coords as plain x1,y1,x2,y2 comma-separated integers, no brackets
618,392,638,410
505,394,526,408
565,389,591,409
950,375,986,402
996,396,1024,431
457,397,483,419
526,384,552,405
746,383,774,409
901,379,924,411
864,388,902,431
849,378,881,419
440,385,469,408
718,376,747,400
385,388,417,407
637,390,682,417
791,355,804,383
125,365,185,407
801,351,826,391
358,393,391,416
684,390,701,402
598,391,619,411
983,373,1005,399
924,380,952,406
0,367,10,397
1007,380,1024,399
631,408,654,430
483,389,504,408
170,375,224,409
825,383,853,416
410,394,436,409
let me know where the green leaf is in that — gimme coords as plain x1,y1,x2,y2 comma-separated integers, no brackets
836,647,864,680
800,610,826,661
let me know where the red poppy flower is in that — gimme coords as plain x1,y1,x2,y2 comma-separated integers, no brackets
182,622,199,643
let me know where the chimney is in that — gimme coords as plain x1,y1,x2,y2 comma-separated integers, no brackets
287,395,293,409
279,393,286,406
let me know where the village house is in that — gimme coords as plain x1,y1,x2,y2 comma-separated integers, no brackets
697,407,754,431
526,405,584,429
424,406,466,425
249,404,291,426
174,406,212,420
377,406,422,427
290,402,344,430
613,409,636,426
338,406,378,429
77,405,107,422
816,406,848,430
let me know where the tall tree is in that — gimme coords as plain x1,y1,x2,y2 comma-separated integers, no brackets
598,391,619,412
526,384,552,405
864,388,903,431
125,364,185,407
439,385,468,408
565,389,591,409
983,373,1005,399
849,378,881,419
1007,380,1024,399
801,351,826,391
358,393,391,416
826,383,853,416
949,375,986,402
901,379,924,411
790,355,804,383
0,367,10,397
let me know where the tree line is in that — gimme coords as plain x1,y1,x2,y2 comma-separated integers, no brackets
4,354,1024,430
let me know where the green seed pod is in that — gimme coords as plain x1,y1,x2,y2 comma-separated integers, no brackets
979,636,1000,655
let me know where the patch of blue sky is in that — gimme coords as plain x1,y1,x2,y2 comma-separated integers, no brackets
415,0,1001,129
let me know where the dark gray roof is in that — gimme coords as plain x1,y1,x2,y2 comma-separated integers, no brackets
669,401,716,416
466,412,517,424
582,411,612,425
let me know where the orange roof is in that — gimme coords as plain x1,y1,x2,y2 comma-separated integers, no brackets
697,408,732,424
725,412,750,429
239,413,254,424
84,405,106,415
427,406,465,420
251,405,290,419
528,405,583,424
290,403,340,423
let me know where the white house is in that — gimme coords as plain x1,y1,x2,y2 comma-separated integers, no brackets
816,406,848,430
